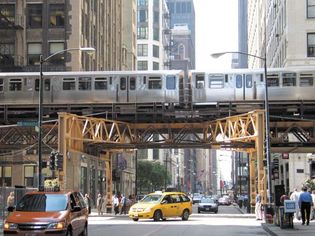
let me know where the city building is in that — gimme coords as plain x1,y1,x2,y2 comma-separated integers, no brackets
247,0,315,193
136,0,170,70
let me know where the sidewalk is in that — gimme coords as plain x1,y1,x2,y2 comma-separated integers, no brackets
235,205,315,236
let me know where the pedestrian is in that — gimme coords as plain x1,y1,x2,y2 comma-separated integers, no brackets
7,191,15,208
298,186,313,225
113,194,119,215
120,194,128,215
280,193,289,206
255,192,262,220
311,190,315,220
84,193,91,214
96,193,104,216
101,194,107,214
290,188,301,220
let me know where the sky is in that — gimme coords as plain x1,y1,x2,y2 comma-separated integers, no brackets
194,0,239,70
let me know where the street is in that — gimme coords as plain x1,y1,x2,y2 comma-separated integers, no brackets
88,205,268,236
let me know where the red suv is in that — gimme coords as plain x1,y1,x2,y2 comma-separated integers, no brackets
4,190,88,235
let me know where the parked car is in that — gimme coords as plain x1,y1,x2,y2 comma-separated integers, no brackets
218,196,231,205
4,190,88,235
198,197,218,213
129,191,192,221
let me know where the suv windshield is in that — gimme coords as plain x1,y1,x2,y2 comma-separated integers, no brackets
16,194,67,212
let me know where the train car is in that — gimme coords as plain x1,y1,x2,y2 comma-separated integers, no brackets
0,70,185,106
190,67,315,104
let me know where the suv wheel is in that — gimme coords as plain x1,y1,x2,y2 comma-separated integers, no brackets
153,210,162,221
182,209,189,221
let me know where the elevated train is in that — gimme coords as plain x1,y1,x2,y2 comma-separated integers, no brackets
0,67,315,108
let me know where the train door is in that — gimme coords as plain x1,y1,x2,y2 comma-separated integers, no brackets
235,74,254,100
193,73,206,103
118,76,136,103
35,78,52,103
165,75,177,102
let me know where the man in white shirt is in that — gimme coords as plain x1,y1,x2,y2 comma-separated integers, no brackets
290,188,300,220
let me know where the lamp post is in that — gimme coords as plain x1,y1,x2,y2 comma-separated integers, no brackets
211,51,272,205
38,47,95,188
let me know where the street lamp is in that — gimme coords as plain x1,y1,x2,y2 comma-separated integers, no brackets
38,47,95,188
211,51,272,205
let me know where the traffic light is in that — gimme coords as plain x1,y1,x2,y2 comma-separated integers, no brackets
49,152,56,170
55,153,63,170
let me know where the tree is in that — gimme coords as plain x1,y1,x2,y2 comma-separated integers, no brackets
137,160,170,193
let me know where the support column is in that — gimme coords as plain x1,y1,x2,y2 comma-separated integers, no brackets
102,152,113,213
249,152,256,212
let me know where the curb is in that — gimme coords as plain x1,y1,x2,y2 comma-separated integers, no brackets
261,223,278,236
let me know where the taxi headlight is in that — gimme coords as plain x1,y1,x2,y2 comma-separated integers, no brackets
47,221,65,230
144,207,151,213
4,222,18,230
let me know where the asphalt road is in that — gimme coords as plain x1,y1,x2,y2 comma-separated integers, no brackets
88,205,268,236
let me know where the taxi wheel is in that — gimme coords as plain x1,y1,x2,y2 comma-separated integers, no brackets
133,218,139,221
153,210,162,221
182,209,189,221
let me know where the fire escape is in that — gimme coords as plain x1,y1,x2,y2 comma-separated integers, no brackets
0,5,24,72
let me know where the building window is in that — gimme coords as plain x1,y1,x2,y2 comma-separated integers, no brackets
137,44,148,56
49,4,65,28
307,33,315,57
27,4,42,28
78,77,92,90
24,165,35,187
153,62,159,70
167,3,174,14
80,166,88,194
138,9,147,23
0,166,12,187
176,2,181,13
137,26,148,39
137,61,148,70
138,0,148,6
49,42,65,64
9,78,22,91
0,43,15,65
0,4,15,23
63,78,76,90
307,0,315,18
153,11,159,25
27,43,41,65
153,27,159,41
153,0,159,8
153,45,159,58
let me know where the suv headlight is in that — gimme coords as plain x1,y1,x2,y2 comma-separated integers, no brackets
4,222,18,230
47,222,65,230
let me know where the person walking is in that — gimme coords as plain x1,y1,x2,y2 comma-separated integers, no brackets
299,186,313,225
255,192,262,220
84,193,91,214
96,194,104,216
113,194,119,215
290,188,301,220
7,191,15,207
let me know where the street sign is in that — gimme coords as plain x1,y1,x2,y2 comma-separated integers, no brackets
17,121,38,127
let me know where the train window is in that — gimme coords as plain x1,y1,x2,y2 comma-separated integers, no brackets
300,74,314,87
148,76,162,89
195,74,204,89
282,73,296,87
35,79,39,91
110,77,112,85
130,77,136,90
143,76,146,84
246,75,253,88
166,75,176,90
9,78,22,91
120,77,127,90
78,77,92,90
267,74,279,87
0,78,3,92
225,75,228,83
95,77,107,90
63,78,76,90
45,79,50,91
236,75,242,88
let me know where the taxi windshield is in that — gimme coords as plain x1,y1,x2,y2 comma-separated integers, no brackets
16,194,67,212
140,194,162,203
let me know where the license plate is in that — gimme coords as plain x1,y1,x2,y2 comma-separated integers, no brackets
25,233,36,236
205,208,210,211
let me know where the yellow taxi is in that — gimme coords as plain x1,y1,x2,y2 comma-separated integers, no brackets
128,191,192,221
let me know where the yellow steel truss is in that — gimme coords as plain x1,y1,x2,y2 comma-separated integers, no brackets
58,110,267,206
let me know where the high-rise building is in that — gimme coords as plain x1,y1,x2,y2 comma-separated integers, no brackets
166,0,195,69
0,0,135,72
136,0,171,70
237,0,248,68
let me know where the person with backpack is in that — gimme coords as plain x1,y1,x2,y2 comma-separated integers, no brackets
96,194,104,215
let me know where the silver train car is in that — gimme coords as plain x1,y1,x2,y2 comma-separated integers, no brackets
190,67,315,103
0,70,185,105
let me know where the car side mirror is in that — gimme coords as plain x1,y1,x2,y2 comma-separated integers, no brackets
71,206,81,212
7,206,15,212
